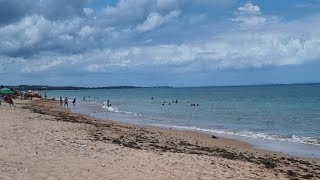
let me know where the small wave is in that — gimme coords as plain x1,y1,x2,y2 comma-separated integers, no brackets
102,102,141,117
102,102,120,113
123,111,140,116
156,125,320,146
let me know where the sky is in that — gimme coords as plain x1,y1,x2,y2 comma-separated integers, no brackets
0,0,320,87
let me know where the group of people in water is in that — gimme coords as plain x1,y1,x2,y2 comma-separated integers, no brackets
161,99,178,106
59,96,76,108
154,98,199,106
59,96,109,108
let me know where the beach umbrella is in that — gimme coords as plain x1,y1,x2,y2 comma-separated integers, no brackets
0,88,13,95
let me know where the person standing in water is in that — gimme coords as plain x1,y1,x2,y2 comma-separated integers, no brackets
72,97,76,104
64,97,68,108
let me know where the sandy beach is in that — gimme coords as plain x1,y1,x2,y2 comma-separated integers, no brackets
0,99,319,180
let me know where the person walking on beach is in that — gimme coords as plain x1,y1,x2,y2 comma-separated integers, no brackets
60,96,63,107
64,97,68,108
8,96,16,108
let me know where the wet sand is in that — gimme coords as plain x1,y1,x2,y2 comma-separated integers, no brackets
1,99,319,179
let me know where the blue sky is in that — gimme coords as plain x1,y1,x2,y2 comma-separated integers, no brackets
0,0,320,87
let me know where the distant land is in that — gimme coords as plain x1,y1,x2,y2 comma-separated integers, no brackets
1,83,319,91
0,85,173,91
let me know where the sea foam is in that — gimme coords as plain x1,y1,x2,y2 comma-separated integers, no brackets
102,102,141,117
102,102,120,112
154,124,320,146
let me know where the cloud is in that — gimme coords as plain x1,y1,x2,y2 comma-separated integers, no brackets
238,2,261,15
9,30,320,76
79,26,95,37
101,0,235,26
21,59,63,73
0,0,320,85
34,0,88,20
0,0,87,25
232,2,266,27
136,10,180,32
102,0,152,24
84,8,94,16
0,15,83,56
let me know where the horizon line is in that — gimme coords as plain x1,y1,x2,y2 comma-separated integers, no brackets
2,82,320,89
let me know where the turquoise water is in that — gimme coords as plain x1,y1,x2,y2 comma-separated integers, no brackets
47,84,320,156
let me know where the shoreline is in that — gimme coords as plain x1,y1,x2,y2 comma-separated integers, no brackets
1,99,320,179
71,100,320,158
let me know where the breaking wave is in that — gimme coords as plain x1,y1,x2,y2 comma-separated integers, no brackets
102,102,141,117
156,125,320,146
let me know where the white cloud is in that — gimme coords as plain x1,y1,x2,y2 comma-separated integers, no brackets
59,34,74,41
102,0,152,24
233,15,266,27
79,26,95,37
22,59,63,73
232,2,266,27
238,2,261,15
100,0,235,27
2,11,320,75
17,31,319,74
297,40,320,61
136,10,180,32
84,8,94,16
0,15,83,55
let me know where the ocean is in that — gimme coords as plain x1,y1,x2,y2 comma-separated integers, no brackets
46,84,320,157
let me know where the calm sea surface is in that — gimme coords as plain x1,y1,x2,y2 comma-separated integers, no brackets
47,84,320,157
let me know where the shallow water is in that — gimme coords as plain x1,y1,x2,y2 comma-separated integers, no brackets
47,84,320,157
